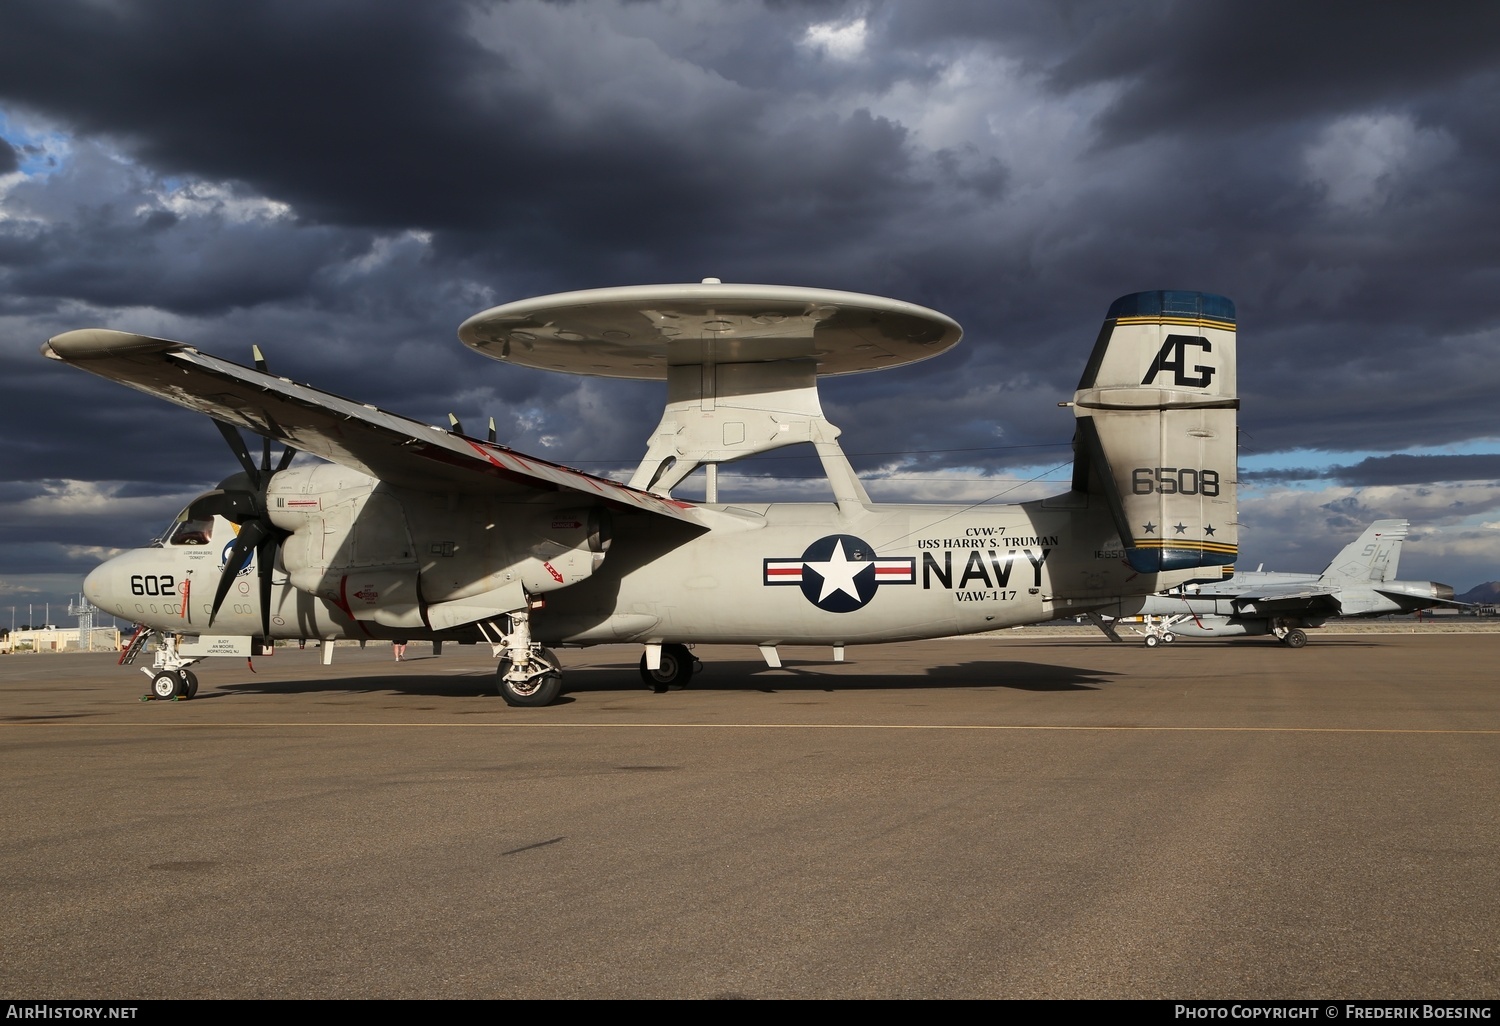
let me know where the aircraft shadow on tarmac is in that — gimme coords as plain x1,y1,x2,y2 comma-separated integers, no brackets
193,657,1117,703
1002,637,1384,650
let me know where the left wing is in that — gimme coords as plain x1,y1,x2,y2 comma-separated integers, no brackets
44,329,706,524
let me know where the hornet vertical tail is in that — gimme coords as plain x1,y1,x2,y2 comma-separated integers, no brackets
1071,290,1238,575
1319,519,1408,583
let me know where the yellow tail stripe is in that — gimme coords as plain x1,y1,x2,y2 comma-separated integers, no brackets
1131,539,1239,555
1113,315,1236,332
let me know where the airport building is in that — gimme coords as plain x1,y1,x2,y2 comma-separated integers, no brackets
2,626,122,654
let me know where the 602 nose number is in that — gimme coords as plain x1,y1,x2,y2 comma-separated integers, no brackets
130,574,177,596
1131,467,1221,496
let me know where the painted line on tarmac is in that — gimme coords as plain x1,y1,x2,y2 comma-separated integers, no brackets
5,721,1500,735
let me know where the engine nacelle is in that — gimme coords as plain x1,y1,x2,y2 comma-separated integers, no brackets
512,506,612,594
266,464,611,628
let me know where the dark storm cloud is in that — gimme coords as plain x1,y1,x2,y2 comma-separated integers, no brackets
0,0,923,274
887,1,1500,144
1245,453,1500,487
1050,2,1500,146
2,209,368,314
1,0,1499,601
0,1,489,230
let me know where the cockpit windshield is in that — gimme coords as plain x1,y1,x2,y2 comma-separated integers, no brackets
158,504,215,547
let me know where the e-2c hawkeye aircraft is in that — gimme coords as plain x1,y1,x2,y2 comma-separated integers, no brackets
1092,518,1459,648
47,283,1240,705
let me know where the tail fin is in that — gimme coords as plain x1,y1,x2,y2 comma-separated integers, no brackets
1071,290,1238,574
1319,519,1408,583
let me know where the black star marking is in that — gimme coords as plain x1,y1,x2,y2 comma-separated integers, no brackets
1204,524,1216,536
1174,522,1187,534
1143,522,1156,534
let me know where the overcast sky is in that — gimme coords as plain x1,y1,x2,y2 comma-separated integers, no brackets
2,0,1498,624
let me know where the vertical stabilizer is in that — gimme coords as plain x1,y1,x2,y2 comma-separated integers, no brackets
1072,291,1239,574
1319,519,1408,583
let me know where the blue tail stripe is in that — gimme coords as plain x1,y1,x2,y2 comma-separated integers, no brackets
1106,290,1236,324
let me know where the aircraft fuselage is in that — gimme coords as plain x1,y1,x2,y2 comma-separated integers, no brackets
85,470,1204,650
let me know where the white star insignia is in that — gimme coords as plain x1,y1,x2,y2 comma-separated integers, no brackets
804,538,868,603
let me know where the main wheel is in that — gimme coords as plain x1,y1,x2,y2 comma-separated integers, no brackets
497,647,563,707
640,643,694,692
1282,628,1308,649
1144,635,1161,649
1162,632,1176,644
151,671,184,700
178,669,199,699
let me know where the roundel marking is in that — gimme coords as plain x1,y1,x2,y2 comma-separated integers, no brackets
763,534,915,613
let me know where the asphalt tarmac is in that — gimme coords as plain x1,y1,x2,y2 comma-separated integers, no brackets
2,632,1497,999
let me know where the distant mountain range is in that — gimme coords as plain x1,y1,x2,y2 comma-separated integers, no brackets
1457,582,1500,605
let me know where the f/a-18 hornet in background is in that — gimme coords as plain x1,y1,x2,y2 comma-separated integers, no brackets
46,282,1239,706
1092,518,1460,648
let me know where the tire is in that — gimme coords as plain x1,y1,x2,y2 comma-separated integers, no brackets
151,671,184,700
179,669,199,699
1143,635,1160,649
640,643,694,692
1283,628,1308,649
1162,632,1176,644
497,648,563,707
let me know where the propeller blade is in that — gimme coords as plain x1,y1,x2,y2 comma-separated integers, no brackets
213,419,261,483
256,533,279,639
208,520,270,626
275,446,297,472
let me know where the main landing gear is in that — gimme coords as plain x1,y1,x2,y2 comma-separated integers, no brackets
475,616,704,705
478,610,564,707
495,647,562,707
1274,626,1309,649
639,642,699,693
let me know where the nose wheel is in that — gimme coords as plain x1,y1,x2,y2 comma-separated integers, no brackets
148,668,198,700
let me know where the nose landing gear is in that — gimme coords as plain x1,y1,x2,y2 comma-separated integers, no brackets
134,631,204,700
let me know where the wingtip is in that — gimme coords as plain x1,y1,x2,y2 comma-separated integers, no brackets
44,328,186,361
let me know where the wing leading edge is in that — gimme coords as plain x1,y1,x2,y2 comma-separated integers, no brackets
44,329,705,525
